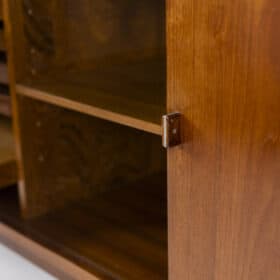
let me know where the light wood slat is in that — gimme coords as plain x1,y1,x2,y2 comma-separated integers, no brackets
16,84,163,136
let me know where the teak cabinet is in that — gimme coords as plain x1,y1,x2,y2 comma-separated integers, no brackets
0,0,279,279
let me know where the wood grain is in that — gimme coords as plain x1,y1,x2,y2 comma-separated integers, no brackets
17,96,165,218
4,2,168,279
0,175,167,280
16,83,163,135
8,0,166,129
168,0,280,279
14,56,165,132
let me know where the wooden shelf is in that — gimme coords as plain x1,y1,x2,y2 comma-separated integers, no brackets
0,174,167,280
16,59,165,135
0,117,17,188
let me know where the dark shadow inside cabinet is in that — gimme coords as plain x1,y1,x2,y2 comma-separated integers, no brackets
0,97,168,280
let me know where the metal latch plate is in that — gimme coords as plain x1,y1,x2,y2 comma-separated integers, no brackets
162,112,181,148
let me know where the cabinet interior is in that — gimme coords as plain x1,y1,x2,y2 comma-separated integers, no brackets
1,0,168,279
14,0,166,132
1,96,168,279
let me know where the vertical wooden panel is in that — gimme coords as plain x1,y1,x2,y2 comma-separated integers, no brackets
3,0,28,215
168,0,280,279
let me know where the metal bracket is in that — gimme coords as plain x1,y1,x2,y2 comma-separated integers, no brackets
162,112,181,148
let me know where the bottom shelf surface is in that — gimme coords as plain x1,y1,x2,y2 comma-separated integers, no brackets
0,174,167,280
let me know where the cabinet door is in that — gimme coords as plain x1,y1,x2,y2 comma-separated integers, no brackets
167,0,280,279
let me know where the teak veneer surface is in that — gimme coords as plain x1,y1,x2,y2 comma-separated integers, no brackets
168,0,280,279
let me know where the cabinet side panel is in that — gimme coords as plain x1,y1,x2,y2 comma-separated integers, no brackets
167,0,280,279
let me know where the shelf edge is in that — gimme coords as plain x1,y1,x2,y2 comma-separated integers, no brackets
0,223,100,280
16,84,162,136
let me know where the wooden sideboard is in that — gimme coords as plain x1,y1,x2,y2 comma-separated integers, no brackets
0,0,279,279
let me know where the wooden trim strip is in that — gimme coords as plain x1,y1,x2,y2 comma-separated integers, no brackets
0,223,100,280
16,84,162,136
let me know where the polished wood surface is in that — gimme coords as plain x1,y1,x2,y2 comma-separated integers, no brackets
0,117,17,188
168,0,280,279
0,175,167,280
